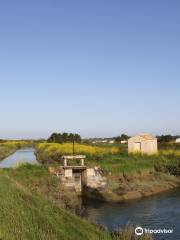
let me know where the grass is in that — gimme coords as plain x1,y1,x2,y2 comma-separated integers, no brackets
93,153,180,175
0,166,111,240
5,164,80,210
0,140,33,149
35,143,180,175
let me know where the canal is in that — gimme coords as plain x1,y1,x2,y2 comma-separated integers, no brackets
0,148,38,168
81,189,180,240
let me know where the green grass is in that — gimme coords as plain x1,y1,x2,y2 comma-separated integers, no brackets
0,167,111,240
5,164,80,210
88,153,180,175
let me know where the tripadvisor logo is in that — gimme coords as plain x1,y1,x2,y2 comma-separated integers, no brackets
135,227,144,236
135,226,174,236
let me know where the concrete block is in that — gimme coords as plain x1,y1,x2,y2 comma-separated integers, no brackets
64,169,73,178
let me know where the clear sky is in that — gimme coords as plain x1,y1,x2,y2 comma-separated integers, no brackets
0,0,180,139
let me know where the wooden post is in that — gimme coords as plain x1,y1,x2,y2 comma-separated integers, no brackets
73,140,75,156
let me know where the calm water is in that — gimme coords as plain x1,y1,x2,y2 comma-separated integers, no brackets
0,148,38,168
81,189,180,240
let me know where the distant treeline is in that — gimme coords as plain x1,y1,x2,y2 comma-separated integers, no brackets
47,132,81,143
86,134,180,144
114,134,129,142
157,135,180,143
115,134,180,143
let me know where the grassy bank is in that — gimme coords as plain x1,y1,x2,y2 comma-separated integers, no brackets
92,153,180,175
0,167,110,240
5,164,80,210
35,142,180,175
0,145,16,160
0,165,151,240
0,140,33,148
0,141,33,161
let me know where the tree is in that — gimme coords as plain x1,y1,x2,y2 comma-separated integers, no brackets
47,133,60,142
62,133,68,142
74,134,81,142
121,134,129,141
157,135,176,143
115,134,129,142
47,132,81,143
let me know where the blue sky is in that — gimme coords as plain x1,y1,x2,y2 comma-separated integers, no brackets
0,0,180,139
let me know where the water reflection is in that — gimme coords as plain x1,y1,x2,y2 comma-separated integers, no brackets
0,148,39,168
80,189,180,240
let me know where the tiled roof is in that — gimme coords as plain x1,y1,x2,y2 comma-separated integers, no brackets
137,134,156,140
129,134,157,141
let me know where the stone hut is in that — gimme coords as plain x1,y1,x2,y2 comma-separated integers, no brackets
128,134,158,155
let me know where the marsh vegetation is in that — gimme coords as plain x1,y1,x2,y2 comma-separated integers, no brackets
35,142,180,175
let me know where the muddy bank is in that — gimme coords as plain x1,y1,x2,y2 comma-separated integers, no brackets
83,171,180,202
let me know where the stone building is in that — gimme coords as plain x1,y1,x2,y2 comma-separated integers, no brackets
128,134,158,155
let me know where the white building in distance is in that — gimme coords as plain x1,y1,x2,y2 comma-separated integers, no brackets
121,140,127,144
128,134,158,155
175,138,180,143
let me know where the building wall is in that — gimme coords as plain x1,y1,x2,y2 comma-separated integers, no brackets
141,140,158,154
128,138,158,155
128,137,141,153
64,169,73,177
86,167,107,189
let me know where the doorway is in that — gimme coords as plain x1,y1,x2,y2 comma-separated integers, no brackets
134,142,141,152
